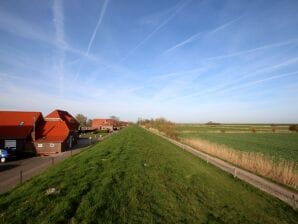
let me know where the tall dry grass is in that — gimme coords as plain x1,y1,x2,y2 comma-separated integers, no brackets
181,138,298,189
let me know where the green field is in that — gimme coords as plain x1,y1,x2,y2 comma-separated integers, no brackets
1,126,297,223
177,124,291,133
178,124,298,163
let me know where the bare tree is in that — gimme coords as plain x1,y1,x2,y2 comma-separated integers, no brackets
75,114,87,127
86,119,92,127
110,115,119,121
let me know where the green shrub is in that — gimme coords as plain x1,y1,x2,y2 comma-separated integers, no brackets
289,125,298,132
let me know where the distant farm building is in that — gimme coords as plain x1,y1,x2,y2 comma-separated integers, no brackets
0,109,79,155
92,119,120,132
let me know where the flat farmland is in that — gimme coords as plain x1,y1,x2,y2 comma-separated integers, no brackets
177,124,298,188
177,124,291,133
179,132,298,163
1,126,297,223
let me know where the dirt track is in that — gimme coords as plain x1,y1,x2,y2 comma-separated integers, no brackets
144,127,298,209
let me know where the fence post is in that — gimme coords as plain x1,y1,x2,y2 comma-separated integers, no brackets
206,155,209,163
293,194,296,209
234,167,237,178
51,157,54,165
20,170,23,184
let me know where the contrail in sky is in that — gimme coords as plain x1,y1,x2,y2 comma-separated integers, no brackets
205,38,298,61
163,15,242,54
119,0,191,63
73,0,110,82
53,0,65,97
86,0,110,56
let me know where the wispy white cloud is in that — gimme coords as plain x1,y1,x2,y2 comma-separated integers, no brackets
171,57,298,100
53,0,66,97
209,16,242,35
217,70,298,94
137,7,174,26
1,1,297,123
0,5,106,62
124,66,208,95
0,7,53,44
119,0,191,62
53,0,66,48
151,73,202,102
72,0,191,86
0,71,58,91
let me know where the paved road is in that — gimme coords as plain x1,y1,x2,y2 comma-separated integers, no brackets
0,133,114,194
144,127,298,209
0,139,90,194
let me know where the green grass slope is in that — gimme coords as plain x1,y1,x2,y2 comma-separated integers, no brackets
0,126,297,223
180,132,298,162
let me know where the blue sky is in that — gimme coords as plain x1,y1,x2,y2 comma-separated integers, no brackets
0,0,298,123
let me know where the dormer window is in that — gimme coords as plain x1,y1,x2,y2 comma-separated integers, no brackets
19,121,24,126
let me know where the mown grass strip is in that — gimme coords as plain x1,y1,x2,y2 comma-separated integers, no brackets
0,126,297,224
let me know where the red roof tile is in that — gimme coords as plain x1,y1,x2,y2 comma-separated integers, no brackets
0,111,41,126
35,120,69,142
0,111,42,139
46,110,79,130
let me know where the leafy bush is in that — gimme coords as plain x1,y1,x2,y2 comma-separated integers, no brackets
289,125,298,132
139,118,178,139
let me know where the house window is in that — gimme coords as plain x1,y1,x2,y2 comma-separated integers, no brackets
37,143,43,148
50,143,55,148
5,140,16,149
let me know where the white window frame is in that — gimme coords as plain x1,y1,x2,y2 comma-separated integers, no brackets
37,143,43,148
49,143,55,148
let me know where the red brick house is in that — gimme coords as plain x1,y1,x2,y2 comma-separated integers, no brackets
0,111,43,153
0,109,80,155
34,110,79,155
92,119,119,132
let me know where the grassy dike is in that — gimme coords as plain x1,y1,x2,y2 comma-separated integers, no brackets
0,126,297,223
